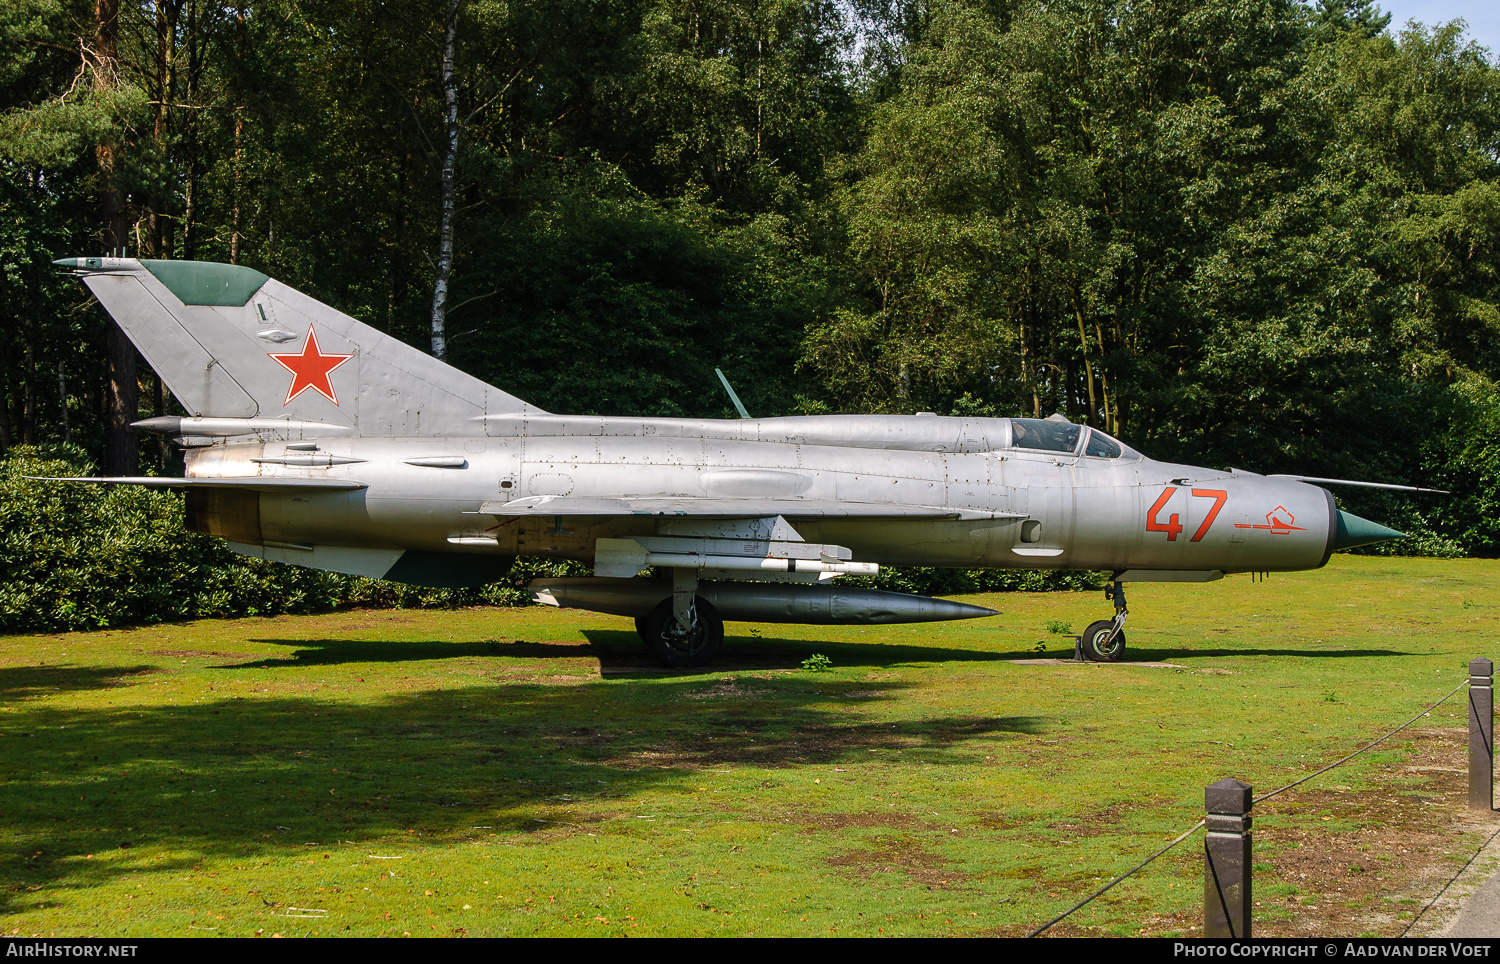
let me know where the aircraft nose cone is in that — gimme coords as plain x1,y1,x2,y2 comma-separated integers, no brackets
1333,510,1405,551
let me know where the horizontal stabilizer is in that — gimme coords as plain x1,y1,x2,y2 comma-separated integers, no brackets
132,416,353,438
478,495,1023,521
30,476,368,491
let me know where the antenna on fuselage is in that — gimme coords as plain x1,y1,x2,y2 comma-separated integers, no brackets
715,368,751,419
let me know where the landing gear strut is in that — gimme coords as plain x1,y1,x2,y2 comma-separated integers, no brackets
1077,579,1127,662
640,596,724,667
636,568,724,668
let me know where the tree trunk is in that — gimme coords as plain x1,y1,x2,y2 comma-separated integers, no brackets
58,363,71,447
146,1,165,257
182,0,201,261
97,0,137,475
429,0,461,361
1095,319,1115,436
230,110,243,264
1074,299,1098,426
105,321,137,475
21,317,37,446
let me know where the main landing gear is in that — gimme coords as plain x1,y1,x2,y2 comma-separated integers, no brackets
635,568,724,668
1077,579,1128,663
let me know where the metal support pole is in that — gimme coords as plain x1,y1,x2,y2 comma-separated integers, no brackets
1470,657,1493,811
1204,777,1253,939
1105,580,1128,643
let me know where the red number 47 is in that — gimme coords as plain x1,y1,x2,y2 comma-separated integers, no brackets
1147,487,1228,543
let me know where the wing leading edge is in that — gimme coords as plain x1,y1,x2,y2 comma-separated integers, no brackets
476,495,1023,521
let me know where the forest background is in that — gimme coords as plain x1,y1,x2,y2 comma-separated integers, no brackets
2,0,1498,631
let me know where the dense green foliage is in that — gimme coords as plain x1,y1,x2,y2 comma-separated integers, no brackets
0,450,343,630
0,451,585,631
1,0,1497,630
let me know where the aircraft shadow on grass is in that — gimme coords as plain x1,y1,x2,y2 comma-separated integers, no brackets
230,636,604,668
230,632,1418,674
0,663,1046,915
230,631,1024,673
994,646,1417,662
1127,646,1413,661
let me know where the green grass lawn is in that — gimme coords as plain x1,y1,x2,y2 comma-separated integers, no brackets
2,555,1495,937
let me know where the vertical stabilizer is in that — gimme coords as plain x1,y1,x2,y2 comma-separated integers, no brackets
57,257,544,435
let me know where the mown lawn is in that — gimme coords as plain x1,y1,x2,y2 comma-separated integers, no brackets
2,555,1495,937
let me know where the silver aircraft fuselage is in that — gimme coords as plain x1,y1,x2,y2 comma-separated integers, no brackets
188,413,1338,579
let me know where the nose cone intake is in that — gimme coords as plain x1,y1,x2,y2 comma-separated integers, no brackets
1333,510,1405,551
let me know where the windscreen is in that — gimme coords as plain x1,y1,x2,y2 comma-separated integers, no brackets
1009,418,1082,454
1084,429,1123,458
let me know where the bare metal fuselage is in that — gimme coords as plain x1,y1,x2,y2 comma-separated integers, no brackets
187,413,1336,579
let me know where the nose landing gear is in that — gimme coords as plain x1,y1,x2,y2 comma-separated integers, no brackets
1076,579,1127,662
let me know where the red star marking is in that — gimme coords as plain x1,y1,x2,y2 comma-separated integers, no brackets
268,325,354,406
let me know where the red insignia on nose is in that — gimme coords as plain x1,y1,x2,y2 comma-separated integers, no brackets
268,325,354,406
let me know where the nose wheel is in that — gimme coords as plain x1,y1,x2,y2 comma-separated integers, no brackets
1076,580,1127,662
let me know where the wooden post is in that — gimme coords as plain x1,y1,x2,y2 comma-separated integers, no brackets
1204,777,1253,938
1470,657,1493,811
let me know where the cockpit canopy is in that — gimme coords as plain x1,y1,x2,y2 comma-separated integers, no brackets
1008,417,1126,459
718,414,1137,458
760,414,1136,458
499,412,1139,459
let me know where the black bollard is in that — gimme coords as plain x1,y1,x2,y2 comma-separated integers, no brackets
1471,657,1494,812
1204,777,1253,938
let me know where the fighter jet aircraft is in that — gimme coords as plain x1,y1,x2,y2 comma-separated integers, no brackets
51,256,1417,667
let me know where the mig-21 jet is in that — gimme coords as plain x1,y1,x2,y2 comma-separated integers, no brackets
49,257,1421,667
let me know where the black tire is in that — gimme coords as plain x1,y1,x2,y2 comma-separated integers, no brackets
634,615,650,644
642,596,724,668
1080,620,1125,662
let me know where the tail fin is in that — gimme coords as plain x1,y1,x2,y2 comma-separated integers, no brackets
57,257,544,435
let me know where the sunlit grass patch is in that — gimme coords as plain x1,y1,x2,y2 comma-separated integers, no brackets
1,556,1496,936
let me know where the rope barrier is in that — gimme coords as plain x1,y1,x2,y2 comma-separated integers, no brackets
1025,819,1206,937
1026,679,1471,937
1253,680,1468,806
